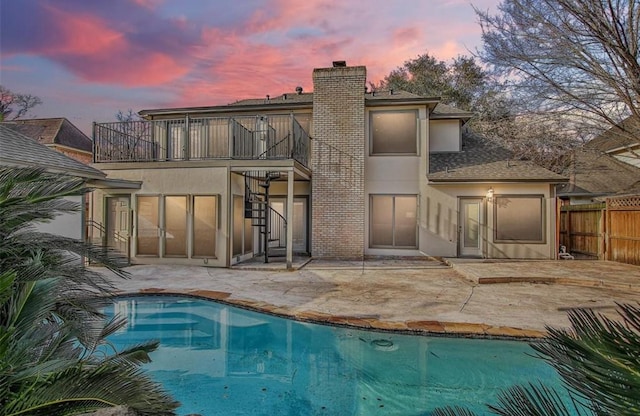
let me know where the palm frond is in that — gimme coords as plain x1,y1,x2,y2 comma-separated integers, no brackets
533,304,640,414
432,406,480,416
1,167,178,415
488,382,591,416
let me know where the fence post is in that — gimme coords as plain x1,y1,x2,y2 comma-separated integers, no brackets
605,198,611,261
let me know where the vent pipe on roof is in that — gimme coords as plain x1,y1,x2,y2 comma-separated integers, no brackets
283,94,287,100
295,86,303,94
332,60,347,67
266,94,270,102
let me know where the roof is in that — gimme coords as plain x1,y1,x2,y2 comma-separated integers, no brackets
0,125,104,179
428,134,567,183
139,89,442,118
2,118,93,153
229,92,314,106
585,116,640,153
557,148,640,197
431,103,474,121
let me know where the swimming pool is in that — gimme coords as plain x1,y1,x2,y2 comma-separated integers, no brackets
104,295,568,415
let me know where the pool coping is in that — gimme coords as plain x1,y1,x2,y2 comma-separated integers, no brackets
117,288,547,340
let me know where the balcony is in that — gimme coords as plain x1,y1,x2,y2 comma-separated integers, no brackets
93,114,310,167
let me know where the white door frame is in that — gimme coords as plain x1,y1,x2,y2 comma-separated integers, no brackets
458,197,484,258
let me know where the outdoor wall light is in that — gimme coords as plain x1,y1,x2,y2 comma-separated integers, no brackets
486,187,494,202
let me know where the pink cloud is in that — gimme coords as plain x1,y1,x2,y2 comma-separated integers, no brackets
131,0,164,10
37,4,190,86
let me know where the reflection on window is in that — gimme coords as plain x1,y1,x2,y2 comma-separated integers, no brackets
193,196,217,257
464,203,480,248
370,195,417,248
137,196,159,256
233,196,253,256
495,196,544,242
165,196,188,257
370,111,418,155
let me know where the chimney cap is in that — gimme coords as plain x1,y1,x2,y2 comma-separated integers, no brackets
332,60,347,67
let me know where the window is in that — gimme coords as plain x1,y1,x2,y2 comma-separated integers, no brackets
370,110,418,155
494,195,545,243
136,194,218,258
137,196,159,256
370,195,417,248
164,196,188,257
193,196,217,257
233,196,253,256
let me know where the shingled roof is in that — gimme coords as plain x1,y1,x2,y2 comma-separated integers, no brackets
141,89,443,117
557,148,640,197
0,125,104,179
585,116,640,153
2,118,93,153
428,134,567,183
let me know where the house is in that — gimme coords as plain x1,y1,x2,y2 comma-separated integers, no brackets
89,62,567,268
557,118,640,205
2,117,93,164
0,124,105,240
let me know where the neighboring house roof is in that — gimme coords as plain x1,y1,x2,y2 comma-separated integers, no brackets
428,134,567,183
431,103,474,121
0,125,104,179
139,90,441,118
585,116,640,153
557,148,640,197
2,118,93,153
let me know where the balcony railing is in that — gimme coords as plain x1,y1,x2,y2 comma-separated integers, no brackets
93,114,310,167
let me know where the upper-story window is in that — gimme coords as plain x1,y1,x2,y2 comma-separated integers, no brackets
370,110,418,155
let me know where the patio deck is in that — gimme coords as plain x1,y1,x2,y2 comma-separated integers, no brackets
98,258,640,339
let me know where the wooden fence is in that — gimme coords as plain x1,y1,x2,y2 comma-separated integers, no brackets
559,196,640,265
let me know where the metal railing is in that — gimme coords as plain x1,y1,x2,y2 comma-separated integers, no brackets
94,114,310,167
85,220,130,264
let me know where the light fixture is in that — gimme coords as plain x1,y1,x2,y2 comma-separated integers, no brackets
486,187,494,202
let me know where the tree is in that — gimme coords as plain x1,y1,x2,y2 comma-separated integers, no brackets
116,109,142,123
433,303,640,416
0,85,42,121
377,52,577,171
475,0,640,146
0,167,179,415
376,53,491,111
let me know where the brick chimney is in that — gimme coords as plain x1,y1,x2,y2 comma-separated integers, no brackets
311,63,366,258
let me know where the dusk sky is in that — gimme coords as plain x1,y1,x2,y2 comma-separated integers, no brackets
1,0,499,135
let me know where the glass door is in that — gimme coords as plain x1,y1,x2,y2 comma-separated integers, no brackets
459,198,483,257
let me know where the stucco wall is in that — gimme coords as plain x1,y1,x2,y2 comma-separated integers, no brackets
420,183,556,259
93,166,229,267
364,106,427,256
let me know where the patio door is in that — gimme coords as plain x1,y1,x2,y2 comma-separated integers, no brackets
106,196,130,256
459,198,483,257
271,198,308,253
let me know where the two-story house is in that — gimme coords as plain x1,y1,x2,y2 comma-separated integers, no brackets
90,62,566,268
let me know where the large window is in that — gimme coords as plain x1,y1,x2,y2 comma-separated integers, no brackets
193,196,217,257
164,196,188,257
136,194,218,258
137,196,159,256
494,195,545,243
370,110,418,155
233,196,253,257
370,195,417,248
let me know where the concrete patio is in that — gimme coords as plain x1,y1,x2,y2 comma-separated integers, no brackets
99,258,640,339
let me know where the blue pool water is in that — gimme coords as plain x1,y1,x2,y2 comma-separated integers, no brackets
104,295,569,415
